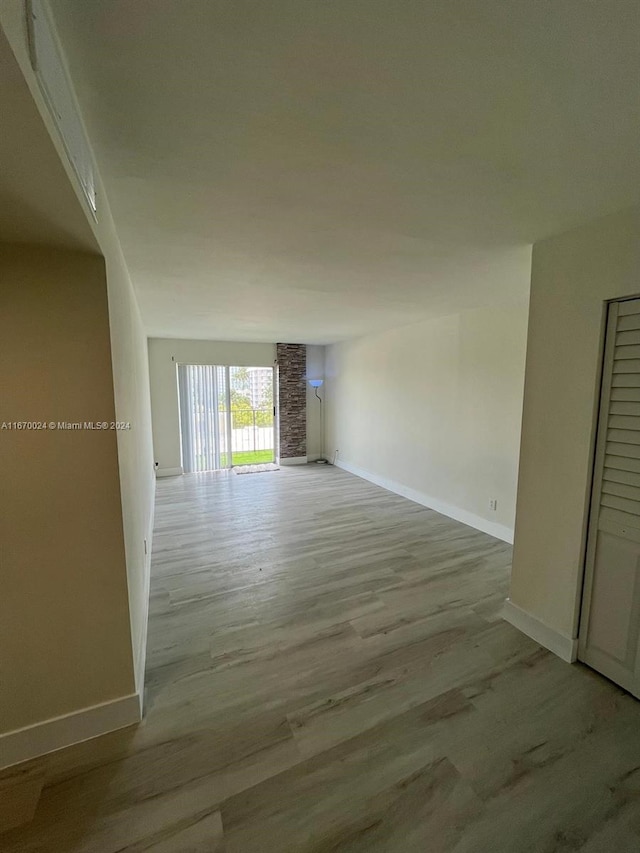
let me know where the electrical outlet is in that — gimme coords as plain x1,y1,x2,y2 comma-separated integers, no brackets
489,499,498,512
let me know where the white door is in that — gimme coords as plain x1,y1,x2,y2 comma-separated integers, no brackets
579,298,640,698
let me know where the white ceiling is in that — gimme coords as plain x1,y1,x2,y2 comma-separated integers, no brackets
47,0,640,343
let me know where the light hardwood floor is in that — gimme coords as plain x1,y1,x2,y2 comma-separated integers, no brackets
3,465,640,851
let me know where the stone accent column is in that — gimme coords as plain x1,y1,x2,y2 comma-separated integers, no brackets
276,343,307,462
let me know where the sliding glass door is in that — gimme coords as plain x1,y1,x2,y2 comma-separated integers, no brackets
178,364,275,472
228,366,275,466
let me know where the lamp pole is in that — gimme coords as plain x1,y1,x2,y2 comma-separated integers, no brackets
308,379,326,463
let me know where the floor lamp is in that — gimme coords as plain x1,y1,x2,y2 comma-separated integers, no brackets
308,379,326,463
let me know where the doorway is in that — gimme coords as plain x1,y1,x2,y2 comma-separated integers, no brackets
177,364,276,472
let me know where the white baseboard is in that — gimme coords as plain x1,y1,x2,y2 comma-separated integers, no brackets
0,693,142,770
334,458,514,543
279,456,308,466
502,599,578,663
156,466,183,478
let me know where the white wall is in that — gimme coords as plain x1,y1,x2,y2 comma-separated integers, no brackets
510,205,640,647
148,338,277,473
105,240,155,693
324,300,530,541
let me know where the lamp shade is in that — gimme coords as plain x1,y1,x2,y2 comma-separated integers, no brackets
308,379,324,388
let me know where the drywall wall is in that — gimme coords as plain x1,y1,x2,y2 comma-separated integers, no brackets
105,240,155,694
510,205,640,644
0,245,136,734
306,345,326,461
0,4,156,701
324,300,530,541
148,338,277,473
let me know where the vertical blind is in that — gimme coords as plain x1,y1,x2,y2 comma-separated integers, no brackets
178,364,227,473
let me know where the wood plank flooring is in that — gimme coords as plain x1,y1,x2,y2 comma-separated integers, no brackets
3,465,640,851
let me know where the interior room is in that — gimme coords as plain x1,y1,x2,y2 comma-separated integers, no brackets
1,2,640,850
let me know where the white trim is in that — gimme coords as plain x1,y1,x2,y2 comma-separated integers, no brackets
0,693,141,770
156,466,183,478
279,456,308,466
334,458,514,543
502,599,578,663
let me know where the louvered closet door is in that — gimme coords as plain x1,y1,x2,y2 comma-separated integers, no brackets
579,298,640,698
